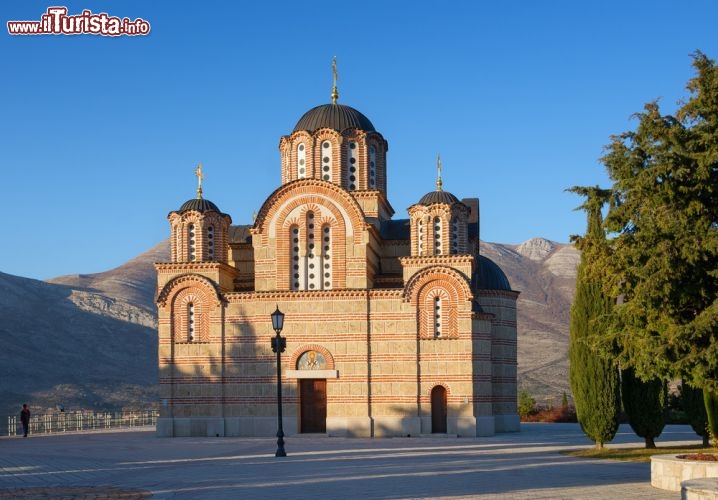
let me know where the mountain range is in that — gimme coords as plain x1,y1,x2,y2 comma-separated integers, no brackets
0,237,578,421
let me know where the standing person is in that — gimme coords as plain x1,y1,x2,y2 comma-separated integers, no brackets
20,404,30,437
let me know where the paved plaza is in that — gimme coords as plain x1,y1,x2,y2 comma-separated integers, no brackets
0,423,698,499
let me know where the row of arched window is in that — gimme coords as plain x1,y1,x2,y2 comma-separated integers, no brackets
290,211,333,291
181,223,215,262
416,216,463,256
293,141,378,191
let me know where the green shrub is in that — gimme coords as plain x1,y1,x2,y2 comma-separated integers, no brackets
518,390,536,418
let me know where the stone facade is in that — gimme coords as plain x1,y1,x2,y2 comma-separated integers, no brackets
155,92,519,438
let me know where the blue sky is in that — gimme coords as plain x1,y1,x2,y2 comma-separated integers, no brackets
3,1,717,280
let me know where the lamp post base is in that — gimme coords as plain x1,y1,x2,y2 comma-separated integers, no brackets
275,430,287,457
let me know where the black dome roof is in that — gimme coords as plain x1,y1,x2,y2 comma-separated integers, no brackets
418,190,461,205
178,198,221,213
473,255,511,291
293,103,375,133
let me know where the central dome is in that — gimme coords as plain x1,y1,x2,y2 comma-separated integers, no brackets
293,103,375,133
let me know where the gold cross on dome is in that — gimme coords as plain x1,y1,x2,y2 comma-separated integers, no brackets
195,163,204,199
436,154,443,192
331,56,339,104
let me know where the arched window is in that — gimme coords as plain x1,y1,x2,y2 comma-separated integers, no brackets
322,224,332,290
297,143,307,179
188,224,196,261
417,219,424,255
175,228,182,262
369,145,377,189
187,302,195,341
321,141,333,181
433,217,442,255
450,217,459,254
307,211,320,290
207,225,215,260
290,224,302,290
434,296,443,338
346,141,358,191
170,289,211,343
419,287,455,339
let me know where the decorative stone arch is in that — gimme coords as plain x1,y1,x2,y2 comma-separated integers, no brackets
403,266,472,305
157,275,223,344
285,130,314,144
253,179,367,239
170,210,202,225
157,274,224,310
404,266,472,339
289,344,336,370
426,381,452,398
287,203,329,225
424,287,452,338
313,127,343,147
172,289,208,343
252,179,369,290
341,128,367,142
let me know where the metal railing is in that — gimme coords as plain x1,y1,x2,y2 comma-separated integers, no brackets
7,410,157,436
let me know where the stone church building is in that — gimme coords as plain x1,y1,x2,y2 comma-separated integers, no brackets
155,74,519,438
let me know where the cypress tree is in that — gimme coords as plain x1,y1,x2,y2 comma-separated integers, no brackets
704,390,718,445
682,383,709,447
568,187,621,450
621,367,666,448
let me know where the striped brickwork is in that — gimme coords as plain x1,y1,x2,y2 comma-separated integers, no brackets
155,109,519,438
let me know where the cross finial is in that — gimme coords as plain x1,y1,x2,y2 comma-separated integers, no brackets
331,56,339,104
436,154,443,192
195,163,204,199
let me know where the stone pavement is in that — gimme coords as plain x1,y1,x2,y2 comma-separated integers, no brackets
0,423,698,499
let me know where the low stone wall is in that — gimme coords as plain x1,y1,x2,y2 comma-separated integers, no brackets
682,478,718,499
651,454,718,492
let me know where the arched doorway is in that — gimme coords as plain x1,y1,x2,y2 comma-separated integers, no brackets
431,385,447,433
300,379,326,433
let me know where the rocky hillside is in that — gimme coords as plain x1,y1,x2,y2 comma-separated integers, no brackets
0,237,578,422
487,238,580,405
0,242,168,422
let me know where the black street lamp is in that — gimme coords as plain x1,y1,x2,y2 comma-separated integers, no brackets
270,305,287,457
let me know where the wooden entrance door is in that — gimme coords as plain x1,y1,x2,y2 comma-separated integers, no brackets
431,385,447,433
300,379,327,433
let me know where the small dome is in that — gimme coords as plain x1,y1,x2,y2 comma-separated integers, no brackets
293,103,375,133
473,255,511,291
418,190,461,206
178,198,221,213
